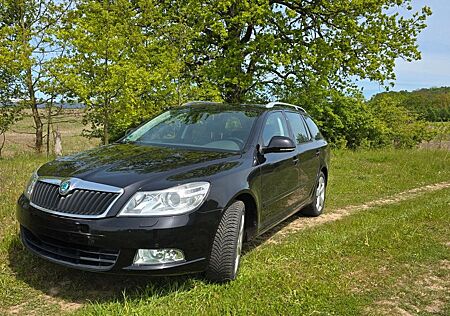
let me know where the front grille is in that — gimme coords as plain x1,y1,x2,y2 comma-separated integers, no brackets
21,227,119,270
31,181,119,216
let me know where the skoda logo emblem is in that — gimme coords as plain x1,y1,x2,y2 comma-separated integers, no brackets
59,180,71,195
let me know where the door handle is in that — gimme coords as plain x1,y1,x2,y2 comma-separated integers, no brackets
315,150,320,157
293,156,299,165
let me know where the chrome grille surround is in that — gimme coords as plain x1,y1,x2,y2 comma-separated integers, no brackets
29,177,124,218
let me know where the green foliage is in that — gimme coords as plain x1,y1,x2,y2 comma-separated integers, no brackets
0,103,21,133
0,0,434,147
180,0,430,102
278,87,376,148
430,122,450,142
0,0,22,103
367,94,435,148
0,10,23,157
51,0,221,143
0,103,22,157
279,85,433,149
0,0,73,152
371,87,450,121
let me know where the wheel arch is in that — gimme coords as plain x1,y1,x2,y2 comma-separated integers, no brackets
229,190,259,241
320,166,328,185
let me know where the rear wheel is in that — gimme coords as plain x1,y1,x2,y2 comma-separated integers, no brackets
205,200,245,283
302,171,326,217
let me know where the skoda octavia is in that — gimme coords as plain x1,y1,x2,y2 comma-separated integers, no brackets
17,101,329,282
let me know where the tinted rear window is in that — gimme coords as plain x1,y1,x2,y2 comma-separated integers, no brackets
304,116,323,140
285,112,310,144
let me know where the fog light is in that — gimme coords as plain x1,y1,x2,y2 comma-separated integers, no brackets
133,249,185,265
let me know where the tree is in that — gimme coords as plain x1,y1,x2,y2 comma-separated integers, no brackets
175,0,431,103
276,83,381,148
2,0,433,148
52,0,221,144
0,5,21,157
0,0,71,152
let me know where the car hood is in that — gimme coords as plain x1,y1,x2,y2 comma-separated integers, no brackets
38,143,241,188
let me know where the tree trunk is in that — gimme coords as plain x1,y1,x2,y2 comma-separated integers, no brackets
103,99,109,145
21,10,43,153
0,133,5,158
33,110,43,152
46,102,52,157
54,129,63,156
26,67,43,153
222,7,246,105
104,118,109,145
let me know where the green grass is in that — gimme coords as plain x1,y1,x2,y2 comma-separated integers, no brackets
74,188,449,315
0,148,449,315
327,148,449,209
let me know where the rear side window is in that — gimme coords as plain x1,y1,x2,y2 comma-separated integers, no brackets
285,112,310,144
304,116,324,140
262,112,289,146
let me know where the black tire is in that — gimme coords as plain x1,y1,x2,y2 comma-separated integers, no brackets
302,171,327,217
205,200,245,283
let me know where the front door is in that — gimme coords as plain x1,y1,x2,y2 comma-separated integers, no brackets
259,111,299,230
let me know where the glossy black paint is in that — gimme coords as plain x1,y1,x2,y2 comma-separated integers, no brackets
17,104,330,275
262,136,296,154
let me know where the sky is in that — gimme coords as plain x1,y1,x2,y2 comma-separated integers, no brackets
358,0,450,98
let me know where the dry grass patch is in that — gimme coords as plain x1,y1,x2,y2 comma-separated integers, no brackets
366,259,450,315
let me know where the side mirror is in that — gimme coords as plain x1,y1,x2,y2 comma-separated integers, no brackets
262,136,296,154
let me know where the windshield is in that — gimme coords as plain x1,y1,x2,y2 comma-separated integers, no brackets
123,108,259,152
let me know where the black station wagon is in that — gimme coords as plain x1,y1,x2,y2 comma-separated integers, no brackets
17,101,330,282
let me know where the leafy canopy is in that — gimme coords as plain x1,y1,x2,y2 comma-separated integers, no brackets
1,0,433,148
179,0,431,102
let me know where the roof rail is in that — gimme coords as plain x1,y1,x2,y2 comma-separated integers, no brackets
265,102,306,113
182,101,219,107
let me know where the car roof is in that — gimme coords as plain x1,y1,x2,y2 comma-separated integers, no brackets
181,101,307,114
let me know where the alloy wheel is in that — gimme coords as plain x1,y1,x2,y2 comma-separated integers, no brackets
315,175,326,213
234,213,245,275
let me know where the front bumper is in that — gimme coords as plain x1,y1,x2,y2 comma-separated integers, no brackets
17,194,221,275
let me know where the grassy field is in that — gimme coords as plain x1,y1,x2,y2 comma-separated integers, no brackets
0,147,449,315
2,109,99,158
0,112,449,315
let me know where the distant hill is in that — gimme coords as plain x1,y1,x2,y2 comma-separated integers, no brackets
371,87,450,121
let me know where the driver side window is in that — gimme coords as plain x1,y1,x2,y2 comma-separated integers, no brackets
262,112,289,146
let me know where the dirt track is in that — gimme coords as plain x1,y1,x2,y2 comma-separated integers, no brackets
258,181,450,244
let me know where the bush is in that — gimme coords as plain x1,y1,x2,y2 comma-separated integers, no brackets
282,89,381,149
367,94,435,148
281,87,433,149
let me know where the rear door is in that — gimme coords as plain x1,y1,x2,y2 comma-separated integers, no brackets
285,111,321,203
259,111,299,229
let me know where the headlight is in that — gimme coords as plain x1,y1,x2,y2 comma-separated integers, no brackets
118,182,210,216
24,171,39,199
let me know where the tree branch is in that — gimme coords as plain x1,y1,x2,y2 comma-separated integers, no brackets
240,24,253,43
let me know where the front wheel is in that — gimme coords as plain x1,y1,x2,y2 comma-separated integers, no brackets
205,200,245,283
302,171,326,217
